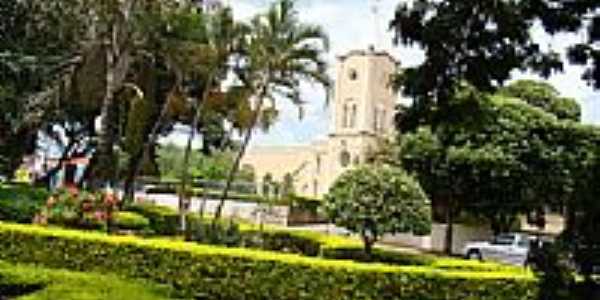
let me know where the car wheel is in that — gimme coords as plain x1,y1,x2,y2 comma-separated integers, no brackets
467,250,482,261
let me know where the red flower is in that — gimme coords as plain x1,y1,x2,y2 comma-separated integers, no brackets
81,201,93,212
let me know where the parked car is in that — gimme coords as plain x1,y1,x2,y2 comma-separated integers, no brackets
463,233,533,266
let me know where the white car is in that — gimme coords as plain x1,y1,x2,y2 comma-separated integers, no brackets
463,233,532,266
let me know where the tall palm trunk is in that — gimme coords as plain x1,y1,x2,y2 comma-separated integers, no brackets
214,85,267,222
179,74,214,232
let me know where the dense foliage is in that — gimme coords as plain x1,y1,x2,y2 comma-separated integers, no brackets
0,185,48,223
498,80,581,121
390,0,600,108
324,166,431,255
0,222,536,300
398,82,600,295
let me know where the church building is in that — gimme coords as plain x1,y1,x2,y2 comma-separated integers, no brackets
242,48,399,199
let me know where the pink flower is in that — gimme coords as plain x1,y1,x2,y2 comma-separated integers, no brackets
66,185,79,197
103,193,118,207
33,213,48,225
94,211,107,221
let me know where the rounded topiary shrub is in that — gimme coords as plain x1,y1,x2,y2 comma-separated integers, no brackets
324,165,432,256
113,212,150,231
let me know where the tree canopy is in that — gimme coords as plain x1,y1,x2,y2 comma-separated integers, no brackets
324,166,431,255
390,0,600,110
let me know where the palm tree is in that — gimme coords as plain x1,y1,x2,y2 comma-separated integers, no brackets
176,7,247,231
214,0,331,222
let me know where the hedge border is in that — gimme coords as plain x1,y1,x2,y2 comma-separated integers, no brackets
0,222,536,300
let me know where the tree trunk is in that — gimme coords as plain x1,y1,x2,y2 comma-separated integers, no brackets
444,200,454,256
178,100,202,233
122,153,141,204
214,90,267,223
179,73,214,232
364,239,374,259
94,42,117,189
94,2,134,189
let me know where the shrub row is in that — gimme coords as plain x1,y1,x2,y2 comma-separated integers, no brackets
123,203,518,272
0,222,536,300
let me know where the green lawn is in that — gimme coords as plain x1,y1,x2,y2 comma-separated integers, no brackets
0,261,178,300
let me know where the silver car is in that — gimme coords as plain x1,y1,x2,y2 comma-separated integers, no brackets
463,233,531,266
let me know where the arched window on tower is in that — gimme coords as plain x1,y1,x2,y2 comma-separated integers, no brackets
380,109,387,132
373,107,379,131
350,104,357,128
342,104,349,128
340,150,351,167
316,155,321,174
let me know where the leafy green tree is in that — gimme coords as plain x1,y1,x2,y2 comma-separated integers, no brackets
499,80,581,121
172,7,251,231
398,85,573,254
0,0,91,177
215,0,331,221
324,166,431,256
390,0,599,114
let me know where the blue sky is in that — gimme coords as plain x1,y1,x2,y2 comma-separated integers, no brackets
165,0,600,147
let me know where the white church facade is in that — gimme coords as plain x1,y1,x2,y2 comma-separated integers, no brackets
242,48,398,199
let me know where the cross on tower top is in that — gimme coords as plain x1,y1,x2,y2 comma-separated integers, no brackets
370,0,383,50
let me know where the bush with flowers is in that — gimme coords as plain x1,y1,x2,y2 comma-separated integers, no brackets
34,188,119,231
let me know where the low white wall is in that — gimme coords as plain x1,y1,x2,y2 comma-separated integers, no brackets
381,233,432,250
381,223,493,254
144,194,290,226
431,223,493,254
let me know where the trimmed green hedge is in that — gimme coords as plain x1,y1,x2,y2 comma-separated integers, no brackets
125,203,179,235
0,260,176,300
0,222,536,300
186,214,521,272
114,212,151,231
321,247,433,266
